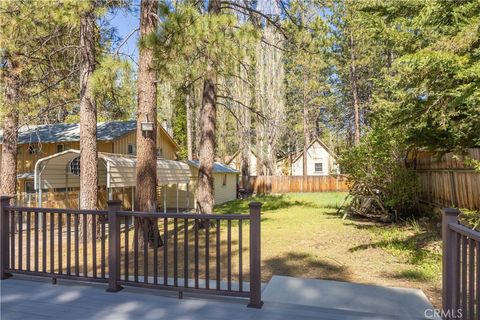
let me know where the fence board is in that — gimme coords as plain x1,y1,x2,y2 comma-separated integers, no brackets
244,175,348,194
413,148,480,210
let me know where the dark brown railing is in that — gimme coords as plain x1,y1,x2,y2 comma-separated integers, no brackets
0,196,263,308
442,208,480,320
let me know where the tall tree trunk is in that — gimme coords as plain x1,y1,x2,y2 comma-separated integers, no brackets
349,31,360,146
186,89,193,160
0,57,19,202
79,6,98,240
302,73,309,177
197,72,216,214
197,0,220,215
136,0,161,247
256,114,265,176
240,104,250,186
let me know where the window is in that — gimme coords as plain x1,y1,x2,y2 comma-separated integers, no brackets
157,148,163,158
222,174,227,186
314,162,323,173
25,181,35,194
28,145,39,155
127,144,136,155
56,144,65,153
69,157,81,176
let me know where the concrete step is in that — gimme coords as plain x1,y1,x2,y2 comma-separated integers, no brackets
261,275,439,320
261,300,403,320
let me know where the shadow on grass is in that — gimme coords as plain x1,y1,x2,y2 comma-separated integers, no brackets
349,231,438,262
214,194,318,214
263,251,351,282
347,221,441,280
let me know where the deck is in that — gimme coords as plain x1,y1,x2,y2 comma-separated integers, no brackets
1,275,438,320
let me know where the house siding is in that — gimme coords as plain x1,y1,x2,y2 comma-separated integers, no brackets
113,127,177,160
292,141,336,176
213,172,238,204
189,167,238,205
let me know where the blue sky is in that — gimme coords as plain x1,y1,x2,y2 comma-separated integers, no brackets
108,4,140,62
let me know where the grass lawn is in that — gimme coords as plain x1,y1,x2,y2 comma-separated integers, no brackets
216,192,442,307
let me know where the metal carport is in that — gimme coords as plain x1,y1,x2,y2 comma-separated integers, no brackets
34,149,193,211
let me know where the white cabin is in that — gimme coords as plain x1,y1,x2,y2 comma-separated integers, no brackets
291,138,339,176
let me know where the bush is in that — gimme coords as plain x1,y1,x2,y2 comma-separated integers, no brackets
339,126,418,218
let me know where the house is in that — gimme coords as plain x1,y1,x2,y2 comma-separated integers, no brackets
290,138,339,176
187,160,239,205
0,120,179,196
226,149,265,176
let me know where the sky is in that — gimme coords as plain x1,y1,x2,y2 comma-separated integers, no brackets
107,4,140,63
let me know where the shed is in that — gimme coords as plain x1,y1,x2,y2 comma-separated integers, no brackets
187,160,239,205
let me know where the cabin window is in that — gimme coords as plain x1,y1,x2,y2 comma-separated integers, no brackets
127,144,136,155
314,162,323,173
25,181,35,194
69,157,81,176
56,144,65,153
28,145,39,155
222,174,227,186
157,148,163,158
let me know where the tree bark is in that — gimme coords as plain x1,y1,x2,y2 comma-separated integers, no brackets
0,57,19,201
240,104,250,187
197,72,216,214
302,72,309,177
136,0,161,248
79,5,98,240
349,31,360,146
186,89,193,160
197,0,221,215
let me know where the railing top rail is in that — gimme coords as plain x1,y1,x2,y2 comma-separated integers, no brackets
449,222,480,242
4,206,109,215
117,210,250,220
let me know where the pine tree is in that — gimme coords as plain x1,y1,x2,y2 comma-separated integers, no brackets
0,1,80,198
79,1,98,214
136,0,161,247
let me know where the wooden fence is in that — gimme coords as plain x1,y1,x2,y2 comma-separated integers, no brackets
0,196,263,308
442,208,480,319
413,149,480,211
244,175,349,194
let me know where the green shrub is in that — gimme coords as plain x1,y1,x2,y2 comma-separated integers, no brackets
339,126,418,218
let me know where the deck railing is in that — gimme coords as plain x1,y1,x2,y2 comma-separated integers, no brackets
442,208,480,320
0,196,263,308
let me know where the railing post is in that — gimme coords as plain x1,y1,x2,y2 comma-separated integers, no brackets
0,196,13,280
442,207,460,319
248,201,263,308
106,200,123,292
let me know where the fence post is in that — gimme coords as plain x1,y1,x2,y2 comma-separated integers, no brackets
0,196,13,280
248,201,263,308
106,200,123,292
442,207,460,318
